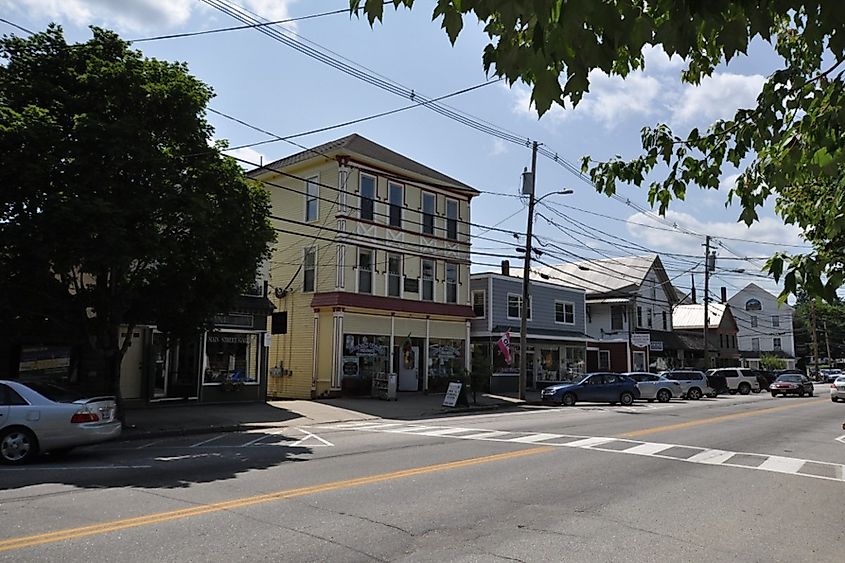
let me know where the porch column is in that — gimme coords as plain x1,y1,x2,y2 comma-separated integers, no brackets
424,316,431,391
465,320,471,372
389,314,395,375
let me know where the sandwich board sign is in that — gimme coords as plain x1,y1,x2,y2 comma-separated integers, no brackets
443,382,463,407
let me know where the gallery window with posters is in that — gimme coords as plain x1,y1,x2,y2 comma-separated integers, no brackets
342,334,389,380
203,332,261,385
427,338,465,391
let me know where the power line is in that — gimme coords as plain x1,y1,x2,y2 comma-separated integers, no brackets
0,18,35,35
129,5,364,43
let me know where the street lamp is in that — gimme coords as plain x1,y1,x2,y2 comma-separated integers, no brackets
518,140,573,400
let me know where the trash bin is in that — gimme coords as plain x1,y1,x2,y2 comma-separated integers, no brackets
386,373,398,401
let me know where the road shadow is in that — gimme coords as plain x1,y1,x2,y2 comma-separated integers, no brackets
0,430,310,491
122,402,303,436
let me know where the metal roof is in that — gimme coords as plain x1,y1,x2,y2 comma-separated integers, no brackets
672,303,729,330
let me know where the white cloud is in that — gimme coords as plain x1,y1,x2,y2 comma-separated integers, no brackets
626,209,806,258
1,0,300,33
224,145,267,169
642,44,685,72
509,70,662,128
490,138,508,156
1,0,193,32
671,72,766,124
719,173,741,191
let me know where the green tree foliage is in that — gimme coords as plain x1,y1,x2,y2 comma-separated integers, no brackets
792,291,845,360
759,354,787,371
0,26,275,396
352,1,845,301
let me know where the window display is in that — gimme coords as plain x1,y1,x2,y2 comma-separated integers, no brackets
204,332,260,384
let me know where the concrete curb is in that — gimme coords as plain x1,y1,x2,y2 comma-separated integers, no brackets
117,402,535,441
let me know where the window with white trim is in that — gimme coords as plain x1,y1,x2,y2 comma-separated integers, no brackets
422,192,435,235
421,259,434,301
555,301,574,324
305,177,318,222
472,290,485,318
636,306,643,328
772,315,780,328
507,294,531,320
752,337,760,351
388,181,402,227
303,247,316,293
773,337,782,350
445,262,458,303
446,199,458,240
751,315,758,328
360,173,376,221
358,248,373,294
387,253,402,297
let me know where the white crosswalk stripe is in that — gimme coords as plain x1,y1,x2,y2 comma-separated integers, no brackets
313,422,845,483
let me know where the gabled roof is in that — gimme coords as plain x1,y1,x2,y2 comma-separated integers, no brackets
673,303,735,330
728,283,794,311
249,133,478,197
529,254,679,301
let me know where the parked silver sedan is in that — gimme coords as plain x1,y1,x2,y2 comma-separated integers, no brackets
830,376,845,402
624,372,683,403
1,380,121,464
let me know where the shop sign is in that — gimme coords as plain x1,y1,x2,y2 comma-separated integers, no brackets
429,344,461,360
19,346,71,374
631,333,650,348
350,342,387,357
207,333,252,344
213,313,253,328
442,382,463,407
650,341,664,352
342,356,360,376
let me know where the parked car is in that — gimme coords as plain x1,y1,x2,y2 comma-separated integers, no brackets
705,372,729,395
0,380,121,464
540,372,640,406
659,370,714,400
750,369,777,391
705,368,760,395
769,374,814,397
821,368,844,383
830,376,845,402
624,372,682,403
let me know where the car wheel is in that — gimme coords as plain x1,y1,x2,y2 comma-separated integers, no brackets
562,393,576,407
656,389,671,403
739,383,751,395
833,397,839,403
687,387,702,401
798,389,805,397
0,427,38,465
620,392,634,406
771,391,778,398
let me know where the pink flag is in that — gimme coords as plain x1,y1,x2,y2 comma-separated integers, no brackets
497,331,513,366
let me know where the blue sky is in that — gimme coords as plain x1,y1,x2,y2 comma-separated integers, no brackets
1,0,812,300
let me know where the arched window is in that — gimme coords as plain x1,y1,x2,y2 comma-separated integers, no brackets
745,298,762,311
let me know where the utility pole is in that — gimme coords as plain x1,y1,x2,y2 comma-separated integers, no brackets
518,141,538,401
702,236,711,370
811,300,820,378
824,320,833,365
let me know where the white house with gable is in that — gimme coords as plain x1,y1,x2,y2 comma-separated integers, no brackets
727,283,796,369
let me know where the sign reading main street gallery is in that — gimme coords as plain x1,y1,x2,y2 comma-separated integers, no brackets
442,382,463,407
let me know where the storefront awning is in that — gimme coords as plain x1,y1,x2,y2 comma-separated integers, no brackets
586,297,630,304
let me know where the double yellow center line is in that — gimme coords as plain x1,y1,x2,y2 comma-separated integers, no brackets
618,396,824,438
0,446,551,553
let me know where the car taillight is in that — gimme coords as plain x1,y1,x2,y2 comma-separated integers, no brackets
71,411,100,423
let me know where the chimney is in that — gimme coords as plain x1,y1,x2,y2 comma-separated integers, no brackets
690,274,696,304
501,260,510,276
721,287,727,304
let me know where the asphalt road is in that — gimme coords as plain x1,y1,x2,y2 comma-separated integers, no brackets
2,386,845,562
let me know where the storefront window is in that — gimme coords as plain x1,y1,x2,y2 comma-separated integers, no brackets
428,339,465,386
342,334,389,380
203,332,260,384
538,348,560,381
563,346,585,380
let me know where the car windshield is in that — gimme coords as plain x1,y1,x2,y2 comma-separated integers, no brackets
25,382,86,403
836,376,845,383
776,375,802,383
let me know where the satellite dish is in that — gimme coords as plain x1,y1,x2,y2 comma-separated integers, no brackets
274,287,287,299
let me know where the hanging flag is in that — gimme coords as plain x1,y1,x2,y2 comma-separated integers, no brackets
497,331,513,365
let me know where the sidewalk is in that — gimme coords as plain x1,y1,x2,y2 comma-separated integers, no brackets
121,390,541,441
